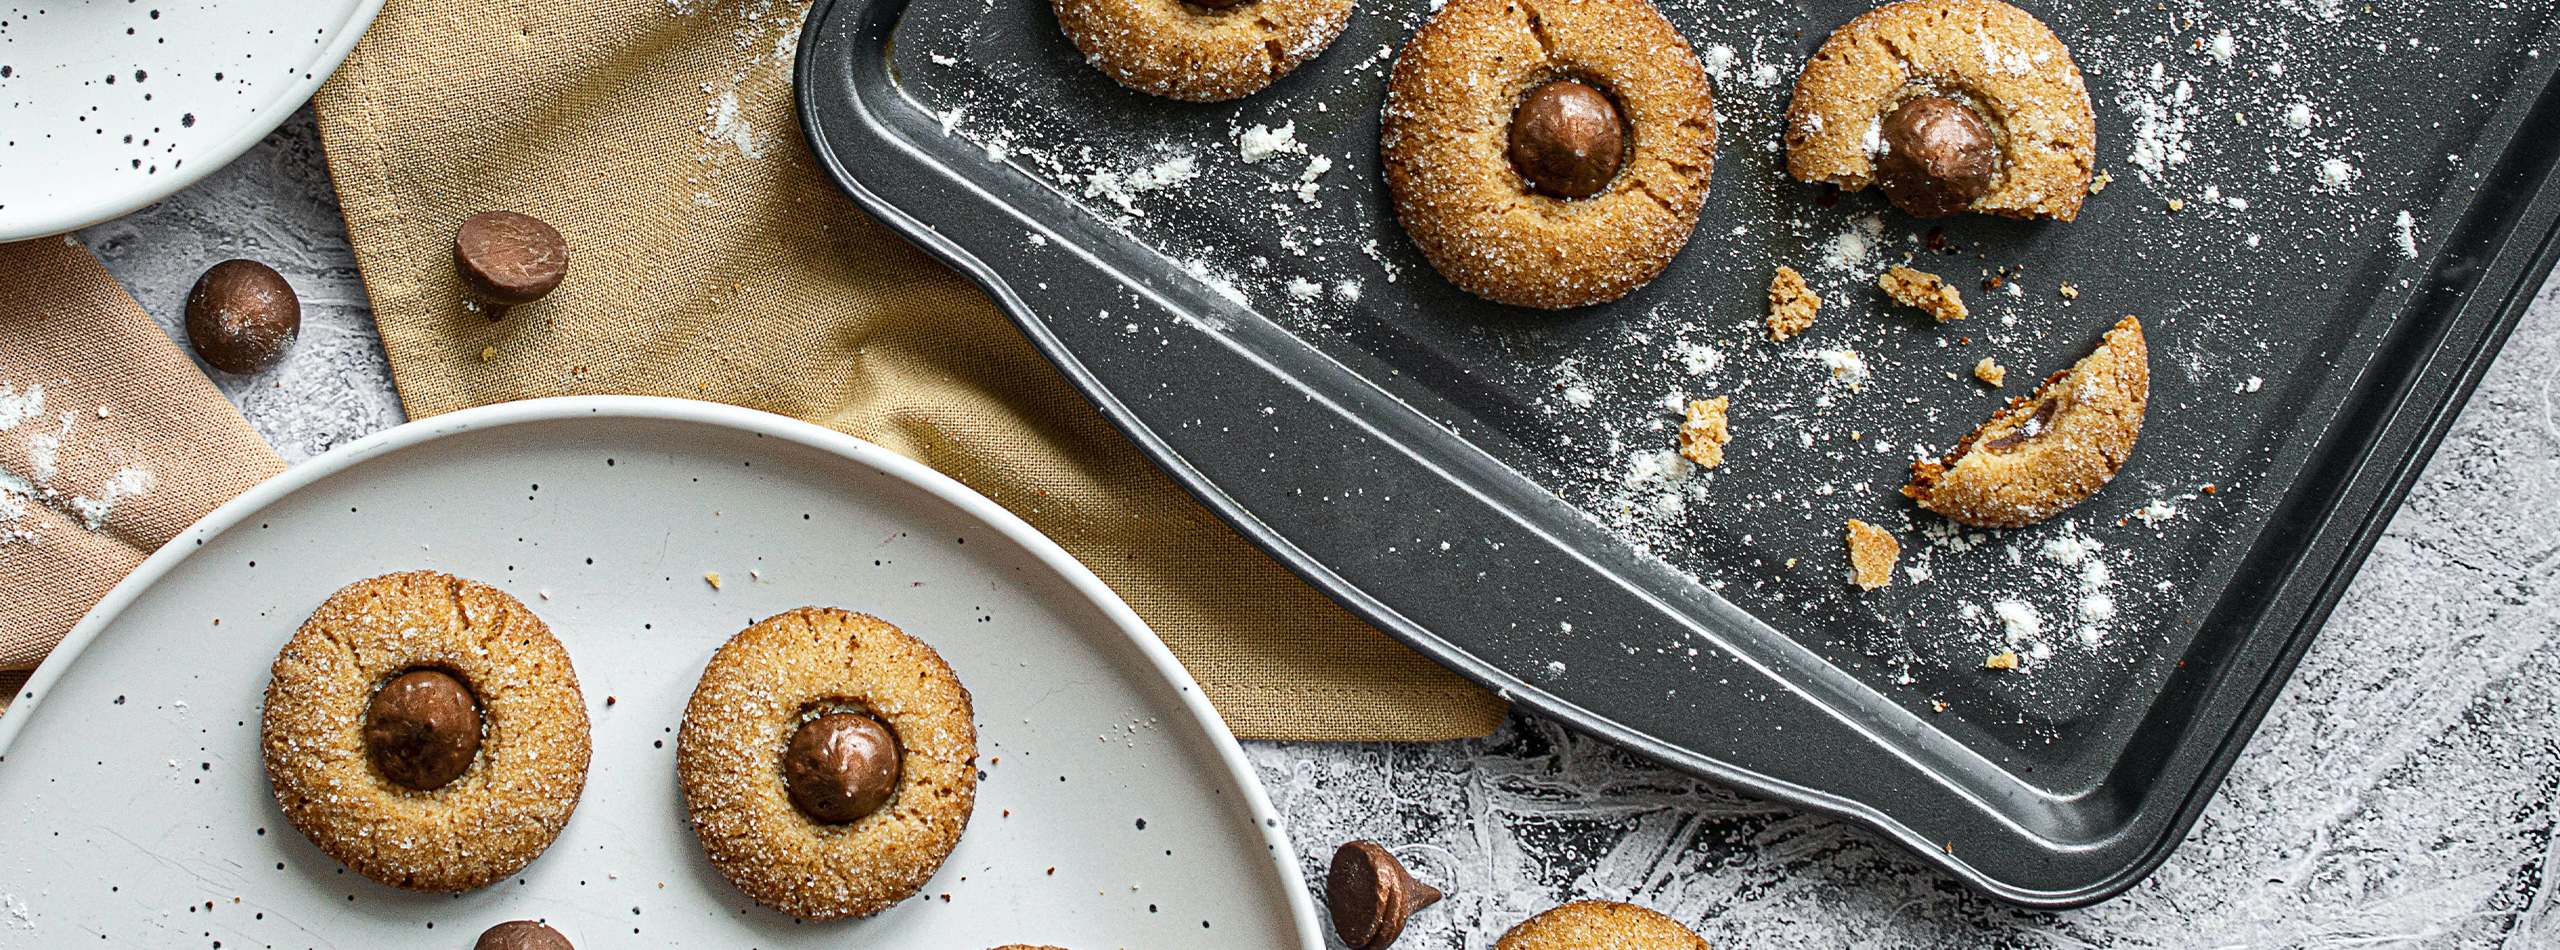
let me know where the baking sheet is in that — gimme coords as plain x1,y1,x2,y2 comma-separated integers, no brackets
796,0,2560,905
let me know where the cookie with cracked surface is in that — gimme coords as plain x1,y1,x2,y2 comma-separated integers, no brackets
1055,0,1355,101
261,571,590,893
1784,0,2094,221
1381,0,1715,309
679,607,978,920
1493,900,1710,950
1905,315,2147,527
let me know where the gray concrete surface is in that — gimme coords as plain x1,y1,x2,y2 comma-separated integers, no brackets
83,107,2560,948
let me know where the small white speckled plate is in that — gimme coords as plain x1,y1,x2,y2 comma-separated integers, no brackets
0,396,1322,949
0,0,384,241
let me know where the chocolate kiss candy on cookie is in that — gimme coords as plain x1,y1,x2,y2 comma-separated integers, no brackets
782,711,903,824
184,259,300,375
1876,96,1998,217
1510,80,1627,199
1328,841,1443,949
454,211,569,313
365,668,482,791
476,920,573,950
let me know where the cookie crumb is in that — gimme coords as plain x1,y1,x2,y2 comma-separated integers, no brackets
2090,169,2113,194
1930,699,1950,713
1973,357,2007,387
479,346,497,361
2057,282,2080,299
1983,650,2020,670
1678,396,1731,468
2166,198,2185,212
1844,520,1899,590
704,572,723,590
1879,265,1968,322
1766,266,1821,340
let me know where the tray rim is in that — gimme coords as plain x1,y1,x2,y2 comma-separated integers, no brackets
792,0,2560,908
0,394,1327,950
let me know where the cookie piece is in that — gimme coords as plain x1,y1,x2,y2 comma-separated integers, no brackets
1905,315,2147,527
1845,519,1900,589
1493,901,1708,950
1784,0,2094,221
679,607,978,920
1678,396,1730,468
262,571,590,893
1880,265,1967,321
1973,356,2006,386
1766,265,1820,340
1382,0,1715,309
1055,0,1355,101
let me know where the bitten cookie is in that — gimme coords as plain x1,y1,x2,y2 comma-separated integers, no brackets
1784,0,2094,220
261,571,590,893
1381,0,1715,309
1905,315,2147,526
1055,0,1354,101
679,607,978,920
1493,901,1709,950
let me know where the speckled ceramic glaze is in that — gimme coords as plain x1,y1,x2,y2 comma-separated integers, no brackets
0,0,383,240
0,397,1321,949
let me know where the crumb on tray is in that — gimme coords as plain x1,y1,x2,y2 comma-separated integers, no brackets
1880,265,1968,322
1766,266,1821,341
1679,396,1731,468
1845,519,1899,590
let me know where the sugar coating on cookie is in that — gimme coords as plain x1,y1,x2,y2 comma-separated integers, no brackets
1784,0,2094,221
261,571,590,893
1382,0,1715,309
1055,0,1355,101
1766,265,1821,340
1493,900,1710,950
679,607,978,920
1880,265,1968,321
1906,315,2148,527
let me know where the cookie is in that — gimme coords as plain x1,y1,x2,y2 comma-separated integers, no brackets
1905,315,2147,527
1381,0,1715,309
261,571,590,893
1845,519,1899,589
1784,0,2094,221
1880,264,1967,322
1055,0,1354,101
678,607,978,920
1493,901,1709,950
1678,396,1730,468
1766,265,1820,341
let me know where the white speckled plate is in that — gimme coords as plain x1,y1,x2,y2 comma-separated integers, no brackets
0,396,1321,949
0,0,384,241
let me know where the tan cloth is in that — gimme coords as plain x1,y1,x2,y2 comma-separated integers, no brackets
0,238,289,682
310,0,1503,740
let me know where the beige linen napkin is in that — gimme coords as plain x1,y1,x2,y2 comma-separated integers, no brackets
0,237,289,714
311,0,1503,740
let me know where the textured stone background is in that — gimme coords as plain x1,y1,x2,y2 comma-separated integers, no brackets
83,108,2560,947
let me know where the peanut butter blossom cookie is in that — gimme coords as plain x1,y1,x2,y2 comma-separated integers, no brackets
1784,0,2094,220
1493,900,1709,950
1381,0,1716,309
1055,0,1355,101
261,571,591,893
1905,315,2148,527
678,607,979,920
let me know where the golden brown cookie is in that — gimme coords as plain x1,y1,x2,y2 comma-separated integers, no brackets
1905,315,2147,527
1381,0,1715,309
1784,0,2094,221
678,607,978,920
1055,0,1355,101
261,571,590,893
1493,901,1709,950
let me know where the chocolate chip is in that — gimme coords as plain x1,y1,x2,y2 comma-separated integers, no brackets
1509,79,1628,200
1327,841,1442,950
475,920,572,950
1875,96,1998,218
781,711,901,824
183,260,299,375
364,669,481,791
1985,397,2060,450
454,211,569,310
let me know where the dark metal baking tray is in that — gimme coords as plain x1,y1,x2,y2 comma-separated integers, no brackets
795,0,2560,907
